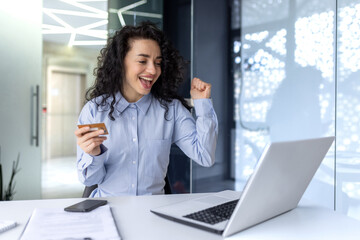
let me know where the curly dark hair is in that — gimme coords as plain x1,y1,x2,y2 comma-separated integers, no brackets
86,21,190,120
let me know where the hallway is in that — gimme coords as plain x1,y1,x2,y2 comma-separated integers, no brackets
42,156,83,199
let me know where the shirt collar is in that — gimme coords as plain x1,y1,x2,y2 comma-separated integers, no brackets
115,92,152,114
135,93,152,114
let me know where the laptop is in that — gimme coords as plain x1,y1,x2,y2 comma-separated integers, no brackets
151,136,335,237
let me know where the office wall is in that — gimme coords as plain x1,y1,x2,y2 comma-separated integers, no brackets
163,0,191,98
163,0,192,193
192,0,231,190
162,0,231,192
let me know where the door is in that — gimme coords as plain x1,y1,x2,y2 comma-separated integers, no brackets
0,0,42,200
46,71,86,160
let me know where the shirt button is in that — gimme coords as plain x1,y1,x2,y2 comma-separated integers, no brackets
132,138,136,142
131,184,135,188
132,116,135,120
132,161,136,164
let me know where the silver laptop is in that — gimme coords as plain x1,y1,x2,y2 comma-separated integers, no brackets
151,136,334,237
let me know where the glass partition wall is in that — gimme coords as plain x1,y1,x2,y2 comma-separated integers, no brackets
231,0,360,220
336,0,360,219
233,0,336,209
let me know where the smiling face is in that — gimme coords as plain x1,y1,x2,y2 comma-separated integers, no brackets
122,38,162,102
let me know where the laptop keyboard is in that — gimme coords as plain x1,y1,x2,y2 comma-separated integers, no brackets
183,199,239,225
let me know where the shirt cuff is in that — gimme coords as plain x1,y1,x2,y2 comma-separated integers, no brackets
78,144,108,170
193,98,214,117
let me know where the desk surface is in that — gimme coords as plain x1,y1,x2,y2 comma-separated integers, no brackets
1,193,360,240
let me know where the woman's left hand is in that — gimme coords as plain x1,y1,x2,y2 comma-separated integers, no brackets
190,77,212,99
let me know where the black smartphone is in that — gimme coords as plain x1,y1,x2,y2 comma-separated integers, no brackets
64,199,108,212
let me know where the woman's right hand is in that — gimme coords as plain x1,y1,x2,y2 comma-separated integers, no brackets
75,127,107,156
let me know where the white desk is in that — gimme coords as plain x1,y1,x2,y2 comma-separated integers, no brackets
1,193,360,240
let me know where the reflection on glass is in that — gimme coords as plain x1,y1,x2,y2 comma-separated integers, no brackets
233,0,336,209
266,29,287,55
108,0,163,34
295,11,334,78
233,0,360,220
336,1,360,220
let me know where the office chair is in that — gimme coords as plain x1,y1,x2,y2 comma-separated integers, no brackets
82,175,172,197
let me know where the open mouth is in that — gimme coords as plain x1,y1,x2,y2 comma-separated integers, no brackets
139,76,153,90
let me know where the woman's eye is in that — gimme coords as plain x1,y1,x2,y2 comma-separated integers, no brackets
139,61,146,64
156,62,161,66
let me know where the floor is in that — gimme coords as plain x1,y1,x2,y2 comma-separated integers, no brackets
42,156,84,199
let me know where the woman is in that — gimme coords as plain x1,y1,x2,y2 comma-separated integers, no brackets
75,22,218,197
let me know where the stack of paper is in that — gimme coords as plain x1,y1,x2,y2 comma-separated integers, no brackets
20,205,120,240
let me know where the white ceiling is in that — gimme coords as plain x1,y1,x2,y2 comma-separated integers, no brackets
42,0,108,49
42,0,163,49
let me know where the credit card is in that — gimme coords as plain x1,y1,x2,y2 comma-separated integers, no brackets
78,123,108,135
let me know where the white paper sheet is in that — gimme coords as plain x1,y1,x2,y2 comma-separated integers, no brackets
20,205,121,240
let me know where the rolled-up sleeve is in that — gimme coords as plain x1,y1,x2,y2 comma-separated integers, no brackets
173,99,218,167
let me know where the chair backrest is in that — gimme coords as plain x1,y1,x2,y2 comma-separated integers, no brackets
164,175,172,194
82,184,98,198
82,175,172,198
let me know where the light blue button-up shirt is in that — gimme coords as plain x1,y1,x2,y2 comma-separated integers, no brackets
77,92,218,197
